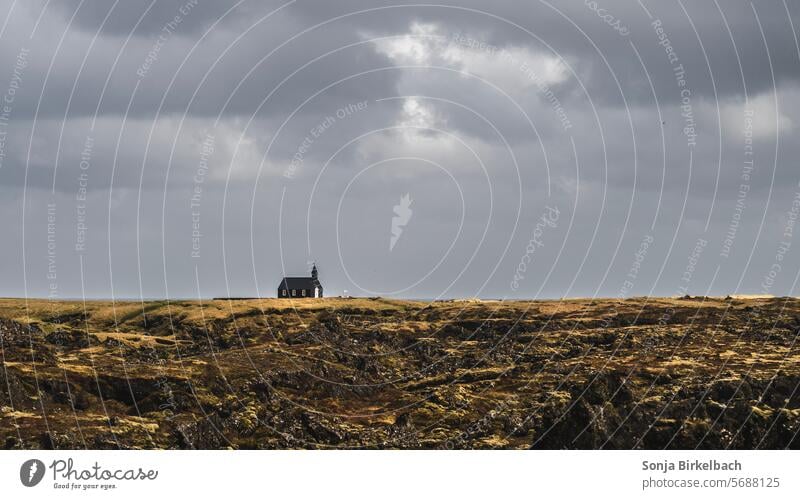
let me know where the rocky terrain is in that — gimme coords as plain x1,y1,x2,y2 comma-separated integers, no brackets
1,296,800,449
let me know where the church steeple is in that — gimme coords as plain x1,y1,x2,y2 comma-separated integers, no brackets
311,263,318,282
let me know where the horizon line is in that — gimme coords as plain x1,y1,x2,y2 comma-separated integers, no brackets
0,293,787,303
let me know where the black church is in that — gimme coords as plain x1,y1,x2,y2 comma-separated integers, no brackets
277,264,323,298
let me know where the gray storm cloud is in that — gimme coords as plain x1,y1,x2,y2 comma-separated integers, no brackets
0,0,798,300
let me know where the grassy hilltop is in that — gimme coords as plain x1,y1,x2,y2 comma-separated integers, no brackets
1,296,799,449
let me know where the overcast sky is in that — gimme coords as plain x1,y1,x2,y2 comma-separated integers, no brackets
0,0,798,300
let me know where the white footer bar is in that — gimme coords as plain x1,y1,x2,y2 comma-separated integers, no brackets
1,450,796,498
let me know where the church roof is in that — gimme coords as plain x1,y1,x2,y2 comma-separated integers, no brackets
278,277,321,290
